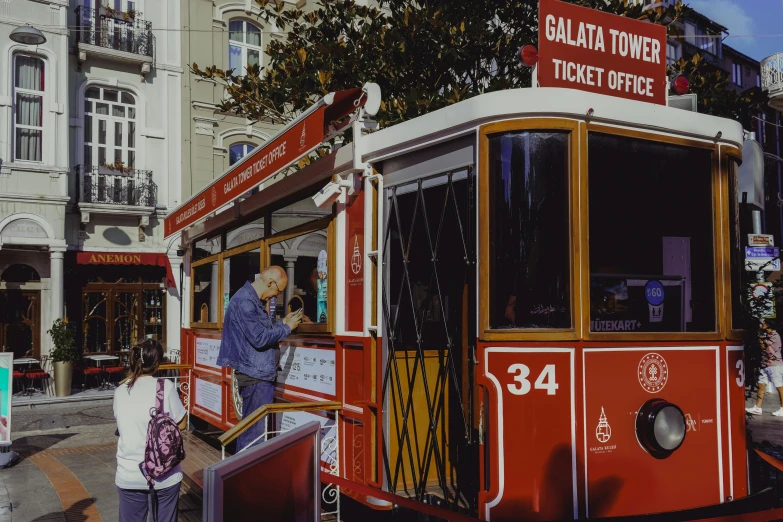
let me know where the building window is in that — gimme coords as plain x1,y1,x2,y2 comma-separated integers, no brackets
732,63,742,86
229,143,254,165
666,43,680,66
84,86,137,169
228,20,261,74
13,55,45,162
588,134,715,333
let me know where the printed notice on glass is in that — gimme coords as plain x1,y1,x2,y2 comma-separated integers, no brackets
195,337,221,369
275,410,336,466
195,378,222,415
277,346,336,396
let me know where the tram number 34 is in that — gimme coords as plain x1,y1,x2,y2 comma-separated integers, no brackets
507,364,559,396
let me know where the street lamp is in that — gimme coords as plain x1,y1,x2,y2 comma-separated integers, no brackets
9,25,47,45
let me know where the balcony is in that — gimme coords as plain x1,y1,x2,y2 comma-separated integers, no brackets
74,6,154,77
76,165,157,226
761,52,783,110
681,41,724,69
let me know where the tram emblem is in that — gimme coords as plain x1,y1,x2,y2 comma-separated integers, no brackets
638,353,669,393
596,407,612,443
351,235,362,275
300,124,307,149
211,186,217,207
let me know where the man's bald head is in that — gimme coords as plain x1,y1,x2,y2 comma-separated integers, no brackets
252,265,288,301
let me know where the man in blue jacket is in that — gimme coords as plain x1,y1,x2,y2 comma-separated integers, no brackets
217,265,302,452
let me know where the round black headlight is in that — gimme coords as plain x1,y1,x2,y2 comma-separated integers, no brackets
635,398,686,459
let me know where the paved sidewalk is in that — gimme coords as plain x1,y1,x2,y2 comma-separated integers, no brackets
1,423,205,521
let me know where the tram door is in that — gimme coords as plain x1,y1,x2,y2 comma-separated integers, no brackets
381,166,479,511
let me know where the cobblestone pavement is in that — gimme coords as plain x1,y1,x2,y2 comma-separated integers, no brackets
1,400,203,522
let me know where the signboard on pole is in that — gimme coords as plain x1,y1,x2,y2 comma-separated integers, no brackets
748,234,774,247
0,353,12,444
537,0,667,105
164,87,370,239
745,246,781,272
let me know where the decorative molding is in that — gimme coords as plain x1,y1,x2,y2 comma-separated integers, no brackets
192,101,219,112
0,95,10,107
194,77,218,85
194,117,219,136
0,193,70,205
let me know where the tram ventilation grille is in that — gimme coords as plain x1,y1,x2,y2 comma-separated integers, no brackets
668,94,698,112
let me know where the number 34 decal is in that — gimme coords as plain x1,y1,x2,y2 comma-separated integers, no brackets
507,364,559,396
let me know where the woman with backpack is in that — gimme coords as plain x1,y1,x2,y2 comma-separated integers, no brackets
114,339,186,522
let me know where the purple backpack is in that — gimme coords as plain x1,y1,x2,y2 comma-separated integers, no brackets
139,379,185,519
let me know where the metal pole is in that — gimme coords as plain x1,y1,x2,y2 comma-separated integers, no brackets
753,211,765,282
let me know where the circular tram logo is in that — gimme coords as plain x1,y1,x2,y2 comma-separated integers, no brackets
211,187,218,207
638,352,669,393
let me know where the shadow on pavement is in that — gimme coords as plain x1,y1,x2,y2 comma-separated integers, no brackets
31,497,97,522
10,433,77,461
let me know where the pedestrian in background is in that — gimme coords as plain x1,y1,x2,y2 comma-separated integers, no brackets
747,325,783,417
114,339,187,522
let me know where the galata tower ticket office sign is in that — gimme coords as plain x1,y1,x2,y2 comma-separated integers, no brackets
538,0,667,105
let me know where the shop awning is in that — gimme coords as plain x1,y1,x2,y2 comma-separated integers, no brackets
76,252,176,288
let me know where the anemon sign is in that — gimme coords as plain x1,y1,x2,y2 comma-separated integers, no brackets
537,0,667,105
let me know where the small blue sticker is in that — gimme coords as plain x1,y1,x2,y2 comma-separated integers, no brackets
645,280,665,306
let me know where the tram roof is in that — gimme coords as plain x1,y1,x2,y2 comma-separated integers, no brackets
362,87,744,163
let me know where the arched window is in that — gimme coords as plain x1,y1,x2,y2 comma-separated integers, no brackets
228,20,261,74
84,86,137,169
229,143,254,165
14,55,45,162
1,264,41,283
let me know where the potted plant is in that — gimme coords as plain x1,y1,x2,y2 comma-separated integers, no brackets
48,318,78,397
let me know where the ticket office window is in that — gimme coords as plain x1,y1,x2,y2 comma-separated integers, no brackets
588,133,716,334
222,242,262,320
487,130,572,330
191,255,221,328
268,218,332,335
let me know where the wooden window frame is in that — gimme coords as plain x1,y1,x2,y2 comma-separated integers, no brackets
263,215,336,336
479,118,582,341
190,253,222,330
581,124,726,341
723,145,744,341
219,239,264,328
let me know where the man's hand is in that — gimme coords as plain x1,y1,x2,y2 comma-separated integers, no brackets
283,309,303,331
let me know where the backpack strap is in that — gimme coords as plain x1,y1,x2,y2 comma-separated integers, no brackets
155,378,165,415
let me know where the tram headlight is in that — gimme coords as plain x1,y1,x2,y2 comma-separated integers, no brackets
635,399,686,459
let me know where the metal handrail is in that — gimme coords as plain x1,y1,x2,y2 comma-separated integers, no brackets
219,400,342,447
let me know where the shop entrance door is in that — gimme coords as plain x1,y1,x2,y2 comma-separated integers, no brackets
0,290,41,359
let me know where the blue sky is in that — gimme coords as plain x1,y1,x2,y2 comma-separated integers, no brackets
688,0,783,61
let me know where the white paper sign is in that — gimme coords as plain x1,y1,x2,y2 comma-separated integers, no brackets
195,378,223,415
277,346,336,396
275,410,337,466
195,337,221,369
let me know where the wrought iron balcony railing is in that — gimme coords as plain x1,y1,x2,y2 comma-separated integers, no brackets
682,41,723,69
76,165,157,207
75,6,153,58
762,52,783,98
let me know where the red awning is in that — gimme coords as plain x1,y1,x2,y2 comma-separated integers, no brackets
76,252,176,288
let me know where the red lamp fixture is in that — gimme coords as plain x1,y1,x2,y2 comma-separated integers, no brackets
672,75,689,96
519,44,539,67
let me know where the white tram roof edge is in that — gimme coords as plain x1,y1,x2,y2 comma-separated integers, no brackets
361,87,744,163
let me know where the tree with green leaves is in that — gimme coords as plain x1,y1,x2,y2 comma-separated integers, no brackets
193,0,765,129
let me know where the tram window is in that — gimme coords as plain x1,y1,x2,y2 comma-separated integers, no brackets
269,227,329,328
588,134,715,333
193,235,222,262
192,259,220,325
271,198,330,236
488,131,571,329
222,246,261,319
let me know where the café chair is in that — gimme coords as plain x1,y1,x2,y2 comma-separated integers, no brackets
78,360,104,391
12,369,25,396
24,358,51,397
104,363,126,387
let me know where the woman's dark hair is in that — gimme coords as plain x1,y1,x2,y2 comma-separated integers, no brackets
126,338,164,391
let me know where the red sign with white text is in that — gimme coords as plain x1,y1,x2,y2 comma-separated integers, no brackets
345,191,365,332
538,0,667,105
164,107,325,238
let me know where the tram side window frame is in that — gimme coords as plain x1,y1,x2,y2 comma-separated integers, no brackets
188,213,336,335
584,128,721,339
479,119,581,341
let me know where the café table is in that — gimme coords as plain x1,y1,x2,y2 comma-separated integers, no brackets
85,355,120,391
13,358,42,396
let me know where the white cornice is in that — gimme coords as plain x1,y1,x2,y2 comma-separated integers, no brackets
0,193,70,205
